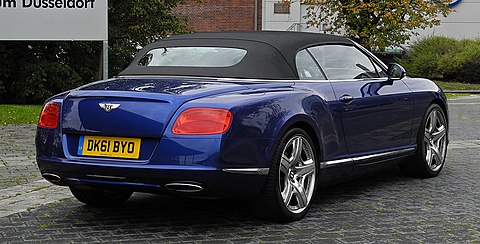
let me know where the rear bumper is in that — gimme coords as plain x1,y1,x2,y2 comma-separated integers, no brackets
37,157,267,199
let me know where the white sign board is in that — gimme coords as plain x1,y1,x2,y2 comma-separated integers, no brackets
0,0,107,41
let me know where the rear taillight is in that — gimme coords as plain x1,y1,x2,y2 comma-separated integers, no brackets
38,102,59,129
172,108,232,135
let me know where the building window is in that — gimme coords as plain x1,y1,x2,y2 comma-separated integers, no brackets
274,3,290,14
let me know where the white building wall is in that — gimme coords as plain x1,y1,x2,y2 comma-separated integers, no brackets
414,0,480,41
262,1,321,32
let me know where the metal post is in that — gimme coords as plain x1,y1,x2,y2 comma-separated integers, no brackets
254,0,258,31
102,40,108,80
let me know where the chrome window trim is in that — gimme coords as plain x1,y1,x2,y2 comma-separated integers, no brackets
327,78,388,83
351,40,389,71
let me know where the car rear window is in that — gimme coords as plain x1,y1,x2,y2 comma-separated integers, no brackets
138,47,247,67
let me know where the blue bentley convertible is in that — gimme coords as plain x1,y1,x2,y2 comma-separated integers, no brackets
36,31,448,221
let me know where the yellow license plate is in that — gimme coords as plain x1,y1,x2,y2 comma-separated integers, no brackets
77,135,141,159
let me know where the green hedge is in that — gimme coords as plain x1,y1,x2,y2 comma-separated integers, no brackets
399,36,480,84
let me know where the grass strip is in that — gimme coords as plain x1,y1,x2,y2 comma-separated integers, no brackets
434,81,480,91
444,93,472,100
0,105,42,125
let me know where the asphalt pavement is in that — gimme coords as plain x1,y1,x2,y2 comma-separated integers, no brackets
0,96,479,243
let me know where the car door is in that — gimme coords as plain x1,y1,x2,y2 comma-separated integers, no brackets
295,49,351,163
308,45,413,159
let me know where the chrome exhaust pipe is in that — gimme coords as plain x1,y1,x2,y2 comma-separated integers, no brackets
165,183,204,193
42,173,62,183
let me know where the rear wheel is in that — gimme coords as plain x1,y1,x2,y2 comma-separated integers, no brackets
401,104,448,178
69,187,132,207
250,128,318,222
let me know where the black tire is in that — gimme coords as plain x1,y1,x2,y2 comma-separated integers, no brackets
401,104,448,178
249,128,318,222
69,187,133,207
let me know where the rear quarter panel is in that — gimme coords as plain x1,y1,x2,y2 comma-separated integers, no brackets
168,82,347,169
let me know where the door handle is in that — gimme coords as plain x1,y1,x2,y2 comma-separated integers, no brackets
339,95,354,104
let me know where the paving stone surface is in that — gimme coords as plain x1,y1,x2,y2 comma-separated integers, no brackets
448,95,480,141
0,124,39,189
0,96,479,243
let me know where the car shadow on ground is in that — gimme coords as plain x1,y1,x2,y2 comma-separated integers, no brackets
50,166,414,227
16,162,472,242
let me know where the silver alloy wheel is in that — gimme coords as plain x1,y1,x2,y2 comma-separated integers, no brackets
279,135,316,214
424,109,447,172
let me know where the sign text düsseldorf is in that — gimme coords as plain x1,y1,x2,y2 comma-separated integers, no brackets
0,0,96,9
0,0,107,40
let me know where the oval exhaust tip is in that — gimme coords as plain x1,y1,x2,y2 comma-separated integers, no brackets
42,173,62,183
165,183,204,193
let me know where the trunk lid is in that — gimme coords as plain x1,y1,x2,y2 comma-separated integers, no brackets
61,77,250,138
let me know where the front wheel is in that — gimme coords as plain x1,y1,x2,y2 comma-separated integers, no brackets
401,104,448,178
250,128,318,222
70,187,133,207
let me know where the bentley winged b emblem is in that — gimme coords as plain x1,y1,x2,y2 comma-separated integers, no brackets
99,103,121,112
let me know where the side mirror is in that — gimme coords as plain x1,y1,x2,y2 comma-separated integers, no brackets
387,63,407,80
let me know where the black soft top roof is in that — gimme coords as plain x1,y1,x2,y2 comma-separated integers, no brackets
120,31,353,80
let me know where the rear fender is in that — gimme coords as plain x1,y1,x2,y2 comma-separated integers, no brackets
213,91,336,168
266,114,324,165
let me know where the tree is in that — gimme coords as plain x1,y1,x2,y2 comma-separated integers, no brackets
108,0,191,76
303,0,452,50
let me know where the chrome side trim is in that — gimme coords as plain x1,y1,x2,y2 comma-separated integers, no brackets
323,158,354,166
222,168,270,175
86,174,127,180
323,147,416,167
353,148,415,162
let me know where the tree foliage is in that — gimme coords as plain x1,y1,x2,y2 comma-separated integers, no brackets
0,0,190,104
0,41,96,104
303,0,452,50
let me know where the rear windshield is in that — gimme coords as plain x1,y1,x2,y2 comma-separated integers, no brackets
138,47,247,67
